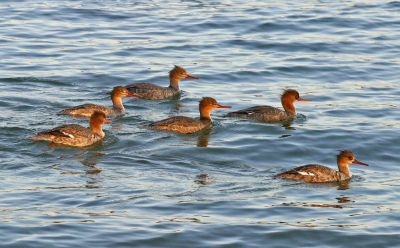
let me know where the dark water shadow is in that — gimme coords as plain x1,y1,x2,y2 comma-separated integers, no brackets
273,177,352,191
196,127,212,147
165,173,215,199
80,152,105,168
277,194,354,210
32,139,109,175
56,151,105,174
281,118,295,130
166,97,182,114
195,173,214,186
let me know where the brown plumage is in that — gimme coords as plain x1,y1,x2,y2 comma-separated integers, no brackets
149,97,231,134
274,150,368,183
58,86,137,118
126,65,198,100
226,89,311,122
32,111,112,147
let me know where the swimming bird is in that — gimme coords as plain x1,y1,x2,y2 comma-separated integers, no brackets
274,150,368,183
32,111,111,147
149,97,231,134
126,65,198,100
58,86,137,118
226,89,311,122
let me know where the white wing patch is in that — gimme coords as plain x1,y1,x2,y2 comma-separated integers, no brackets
61,131,75,139
298,171,315,176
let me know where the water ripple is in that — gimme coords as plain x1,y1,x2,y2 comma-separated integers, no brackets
1,0,400,247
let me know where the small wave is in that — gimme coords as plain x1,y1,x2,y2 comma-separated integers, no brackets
0,77,71,86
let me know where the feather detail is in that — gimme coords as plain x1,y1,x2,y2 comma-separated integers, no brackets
297,171,315,176
61,131,74,139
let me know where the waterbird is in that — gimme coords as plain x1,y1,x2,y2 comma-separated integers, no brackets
226,89,311,122
32,111,111,147
126,65,198,100
149,97,231,134
274,150,368,183
58,86,137,118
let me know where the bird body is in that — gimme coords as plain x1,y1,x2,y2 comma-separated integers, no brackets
58,86,136,118
227,89,311,123
150,116,211,134
126,66,198,100
274,150,368,183
32,111,111,147
150,97,231,134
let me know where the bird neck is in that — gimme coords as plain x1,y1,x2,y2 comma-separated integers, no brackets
169,76,180,90
90,121,105,137
200,107,212,122
281,98,296,116
337,161,352,178
111,95,125,112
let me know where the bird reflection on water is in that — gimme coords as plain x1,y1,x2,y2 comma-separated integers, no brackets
279,195,354,209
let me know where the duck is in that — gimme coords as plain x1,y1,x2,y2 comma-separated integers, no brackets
149,97,231,134
32,111,111,147
58,86,137,118
126,65,198,100
274,150,368,183
226,89,311,122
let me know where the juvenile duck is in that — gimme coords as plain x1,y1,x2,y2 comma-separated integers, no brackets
150,97,231,134
32,111,111,147
58,86,137,118
227,89,311,122
126,65,198,100
274,150,368,183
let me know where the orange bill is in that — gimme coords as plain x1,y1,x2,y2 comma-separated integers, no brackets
217,104,232,108
185,74,199,80
298,97,312,102
352,159,368,166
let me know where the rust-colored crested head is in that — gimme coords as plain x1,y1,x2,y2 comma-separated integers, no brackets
199,97,231,109
281,89,311,102
90,111,111,125
199,97,231,119
89,111,110,137
281,89,300,102
111,86,137,98
200,97,218,108
281,89,311,115
169,65,198,80
337,150,368,166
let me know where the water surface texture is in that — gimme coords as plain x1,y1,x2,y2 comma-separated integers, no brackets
1,1,400,247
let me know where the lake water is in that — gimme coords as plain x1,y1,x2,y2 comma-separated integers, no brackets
1,1,400,247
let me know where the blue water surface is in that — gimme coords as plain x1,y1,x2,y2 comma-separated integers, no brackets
0,1,400,247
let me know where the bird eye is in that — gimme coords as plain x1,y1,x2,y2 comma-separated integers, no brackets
348,156,353,160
